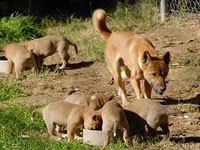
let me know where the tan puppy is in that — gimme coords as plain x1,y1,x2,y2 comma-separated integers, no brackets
64,88,110,110
23,35,78,69
31,101,102,140
0,43,36,79
101,100,130,148
93,9,170,105
124,99,188,137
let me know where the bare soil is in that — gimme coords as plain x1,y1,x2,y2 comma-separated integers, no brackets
12,16,200,149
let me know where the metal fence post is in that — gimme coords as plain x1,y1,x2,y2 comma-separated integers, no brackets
160,0,168,22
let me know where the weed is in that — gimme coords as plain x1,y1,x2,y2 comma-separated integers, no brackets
109,1,159,30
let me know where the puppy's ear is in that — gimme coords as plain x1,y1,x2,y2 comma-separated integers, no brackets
142,51,151,66
92,114,101,121
24,44,34,51
163,51,170,65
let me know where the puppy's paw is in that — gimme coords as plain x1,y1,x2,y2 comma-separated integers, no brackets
57,137,62,141
61,134,68,138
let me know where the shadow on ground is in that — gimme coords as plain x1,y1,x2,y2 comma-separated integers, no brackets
160,94,200,106
42,61,94,72
170,136,200,143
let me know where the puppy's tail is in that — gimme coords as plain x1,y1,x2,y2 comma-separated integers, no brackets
113,121,119,137
31,107,43,121
92,9,112,41
66,87,79,96
68,40,78,55
167,109,188,119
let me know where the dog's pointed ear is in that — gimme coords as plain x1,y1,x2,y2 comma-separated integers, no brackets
163,51,170,65
142,51,151,65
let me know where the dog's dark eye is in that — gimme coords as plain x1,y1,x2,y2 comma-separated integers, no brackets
152,73,157,76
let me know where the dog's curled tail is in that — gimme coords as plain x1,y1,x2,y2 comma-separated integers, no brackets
65,87,79,96
68,40,78,55
167,109,189,119
92,9,111,41
31,107,43,121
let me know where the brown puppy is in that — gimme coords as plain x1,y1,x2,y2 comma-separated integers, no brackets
23,35,78,69
101,100,130,148
0,43,36,79
124,99,188,137
64,88,110,110
93,9,170,106
31,101,102,140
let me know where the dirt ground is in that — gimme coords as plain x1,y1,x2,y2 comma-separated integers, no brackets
12,16,200,149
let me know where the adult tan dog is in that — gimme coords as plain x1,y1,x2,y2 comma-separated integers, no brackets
93,9,170,105
101,100,130,148
23,35,78,69
64,87,110,110
124,99,188,137
0,43,36,79
31,101,102,140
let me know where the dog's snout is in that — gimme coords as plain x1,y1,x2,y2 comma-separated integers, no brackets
160,84,166,92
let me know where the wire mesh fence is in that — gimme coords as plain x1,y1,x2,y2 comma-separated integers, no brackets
156,0,200,21
168,0,200,14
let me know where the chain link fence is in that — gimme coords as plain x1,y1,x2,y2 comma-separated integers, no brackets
156,0,200,21
168,0,200,14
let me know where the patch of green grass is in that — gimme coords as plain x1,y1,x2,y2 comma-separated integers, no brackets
0,103,126,150
0,13,44,47
0,77,29,101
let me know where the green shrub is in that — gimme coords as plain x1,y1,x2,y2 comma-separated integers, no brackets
0,13,44,46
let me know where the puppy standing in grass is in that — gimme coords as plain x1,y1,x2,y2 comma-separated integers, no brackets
23,35,78,69
31,101,102,140
93,9,170,105
101,100,130,148
0,43,36,79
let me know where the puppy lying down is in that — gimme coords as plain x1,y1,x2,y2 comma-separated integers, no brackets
31,101,102,140
124,99,188,137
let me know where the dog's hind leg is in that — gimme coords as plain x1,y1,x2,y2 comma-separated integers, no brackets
8,60,14,74
102,130,111,148
58,42,70,70
146,117,159,137
14,62,24,79
106,57,129,105
120,117,130,146
46,122,58,140
160,117,170,135
67,124,75,140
